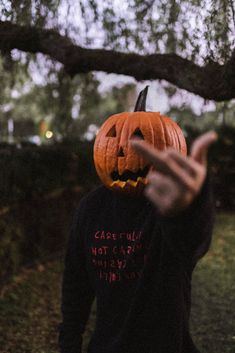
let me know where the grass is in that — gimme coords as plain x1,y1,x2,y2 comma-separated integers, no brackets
191,212,235,353
0,212,234,353
0,261,62,353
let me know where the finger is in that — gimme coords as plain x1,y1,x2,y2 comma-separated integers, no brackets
148,173,180,198
149,164,202,195
145,185,172,215
146,173,199,215
131,140,197,192
190,131,217,165
131,140,179,177
131,139,167,170
166,148,202,177
147,172,197,210
145,173,180,213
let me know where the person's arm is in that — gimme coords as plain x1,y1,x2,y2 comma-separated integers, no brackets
131,131,217,268
58,206,95,353
159,175,215,269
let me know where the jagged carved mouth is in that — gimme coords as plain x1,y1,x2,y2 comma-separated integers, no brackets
110,165,150,182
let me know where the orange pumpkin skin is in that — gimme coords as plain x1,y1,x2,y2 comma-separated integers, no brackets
93,111,187,195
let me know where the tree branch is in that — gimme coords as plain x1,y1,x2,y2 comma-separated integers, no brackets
0,20,234,101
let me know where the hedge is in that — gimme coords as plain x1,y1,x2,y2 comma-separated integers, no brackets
0,140,99,206
0,140,99,283
186,125,235,210
0,189,84,284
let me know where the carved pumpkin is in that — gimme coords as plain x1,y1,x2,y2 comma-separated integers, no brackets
94,86,187,194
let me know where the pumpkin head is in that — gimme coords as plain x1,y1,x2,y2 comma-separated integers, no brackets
94,86,187,194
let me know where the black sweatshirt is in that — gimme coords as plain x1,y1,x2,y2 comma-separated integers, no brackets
58,179,214,353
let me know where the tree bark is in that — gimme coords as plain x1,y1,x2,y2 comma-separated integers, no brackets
0,21,235,101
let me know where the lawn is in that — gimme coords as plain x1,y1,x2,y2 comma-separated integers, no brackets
0,212,234,353
191,212,235,353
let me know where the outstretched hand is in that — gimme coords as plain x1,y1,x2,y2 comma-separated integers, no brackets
131,131,217,216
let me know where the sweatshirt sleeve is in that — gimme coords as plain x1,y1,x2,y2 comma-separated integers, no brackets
159,175,215,270
58,204,95,353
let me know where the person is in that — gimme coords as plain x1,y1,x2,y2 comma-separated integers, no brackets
58,130,217,353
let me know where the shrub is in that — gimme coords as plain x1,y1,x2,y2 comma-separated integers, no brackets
0,140,99,206
186,125,235,210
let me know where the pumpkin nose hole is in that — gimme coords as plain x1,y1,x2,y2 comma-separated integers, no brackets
118,147,125,157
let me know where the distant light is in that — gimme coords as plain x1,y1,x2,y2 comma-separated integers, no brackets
11,89,21,99
83,131,94,141
29,135,41,145
83,124,99,141
45,130,53,139
8,118,14,133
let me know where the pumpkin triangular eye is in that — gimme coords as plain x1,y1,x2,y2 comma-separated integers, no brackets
131,128,144,140
106,125,116,137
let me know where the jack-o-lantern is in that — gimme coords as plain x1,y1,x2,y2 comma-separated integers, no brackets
94,86,187,194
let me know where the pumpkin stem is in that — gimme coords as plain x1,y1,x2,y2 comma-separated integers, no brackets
134,85,149,112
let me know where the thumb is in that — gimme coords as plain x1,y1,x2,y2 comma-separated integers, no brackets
190,131,218,165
